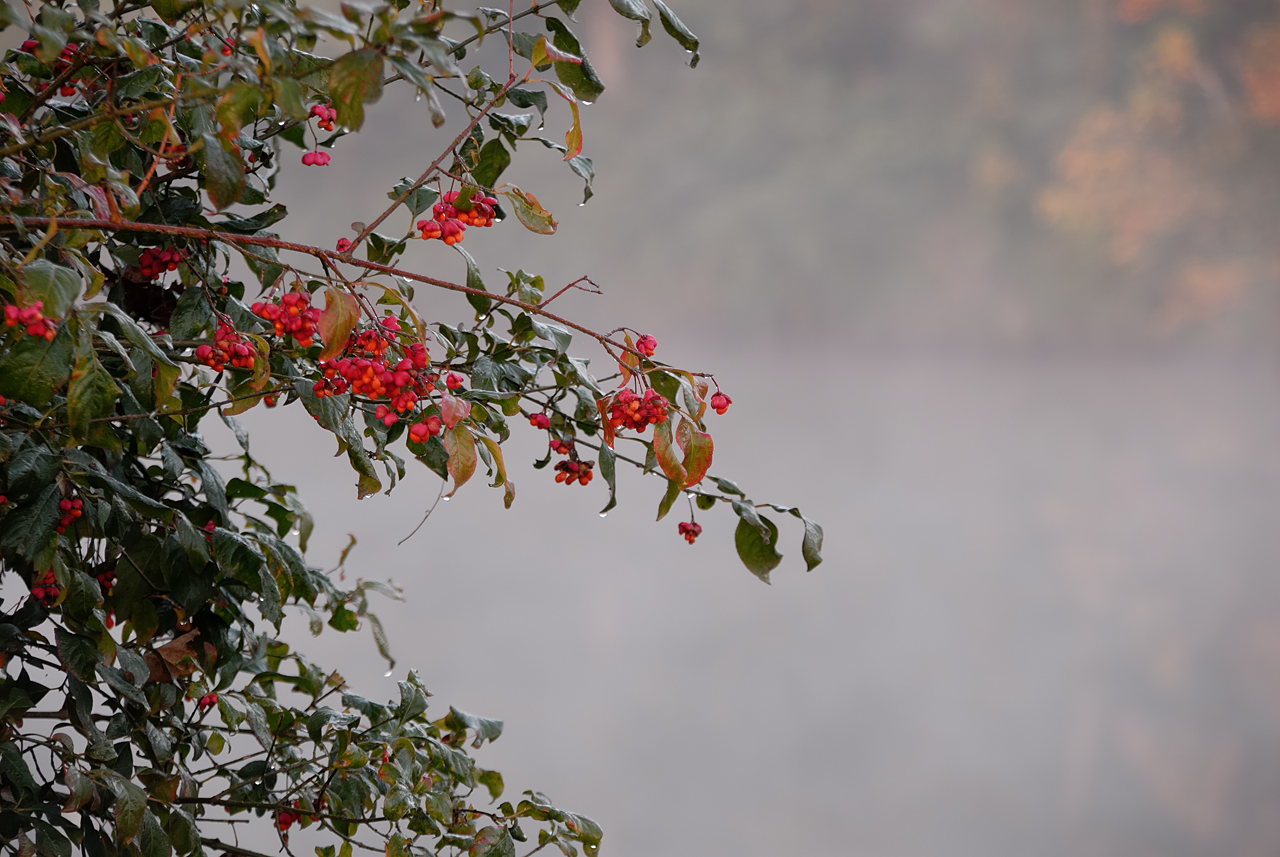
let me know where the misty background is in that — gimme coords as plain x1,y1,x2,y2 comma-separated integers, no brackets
212,1,1280,854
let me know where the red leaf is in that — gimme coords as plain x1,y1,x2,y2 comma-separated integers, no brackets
680,425,713,487
657,417,713,488
439,392,472,429
596,397,615,449
317,288,360,362
443,425,477,494
652,417,686,486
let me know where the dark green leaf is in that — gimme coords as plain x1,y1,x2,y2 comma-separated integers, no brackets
21,259,80,317
544,18,605,103
651,0,700,66
328,48,383,130
598,444,617,515
168,286,214,340
55,628,102,684
0,322,72,405
471,138,511,189
455,245,491,316
470,825,515,857
198,134,245,211
69,325,121,445
655,477,681,522
734,513,782,583
607,0,652,46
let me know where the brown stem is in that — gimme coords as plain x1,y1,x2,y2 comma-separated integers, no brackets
3,216,666,366
347,73,520,253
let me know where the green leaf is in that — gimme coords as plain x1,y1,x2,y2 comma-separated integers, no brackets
21,259,80,318
272,76,309,120
734,513,782,583
607,0,652,47
500,186,557,235
328,48,384,131
198,134,244,211
761,505,825,571
0,322,72,405
343,415,382,499
215,81,260,140
598,444,617,515
655,477,681,522
470,825,516,857
478,769,504,801
139,809,172,857
0,485,59,560
471,138,511,189
55,627,102,684
567,155,594,203
150,0,197,25
507,87,548,119
69,325,121,445
455,245,491,317
168,287,214,340
63,766,94,813
446,706,503,747
100,303,179,368
544,18,606,103
651,0,700,66
105,771,147,842
73,469,175,523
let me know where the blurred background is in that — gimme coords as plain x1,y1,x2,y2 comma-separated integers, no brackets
216,1,1280,854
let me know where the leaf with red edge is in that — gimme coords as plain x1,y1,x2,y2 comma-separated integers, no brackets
596,397,616,449
318,288,360,362
617,332,639,387
439,392,472,429
653,417,686,486
443,426,477,495
548,81,583,160
680,424,713,487
500,187,557,235
531,36,583,66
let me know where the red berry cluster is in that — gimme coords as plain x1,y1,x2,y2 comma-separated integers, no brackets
21,41,83,95
198,692,218,712
335,237,353,253
678,521,702,544
301,150,330,166
158,138,190,164
549,437,574,456
137,246,184,280
252,290,321,347
314,338,432,416
416,191,498,245
445,372,464,390
310,103,337,131
408,415,442,442
608,388,669,433
4,302,57,341
95,566,116,596
56,497,83,534
29,569,60,606
635,334,657,357
276,798,323,831
195,324,256,372
529,413,551,429
710,391,731,415
554,458,594,486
